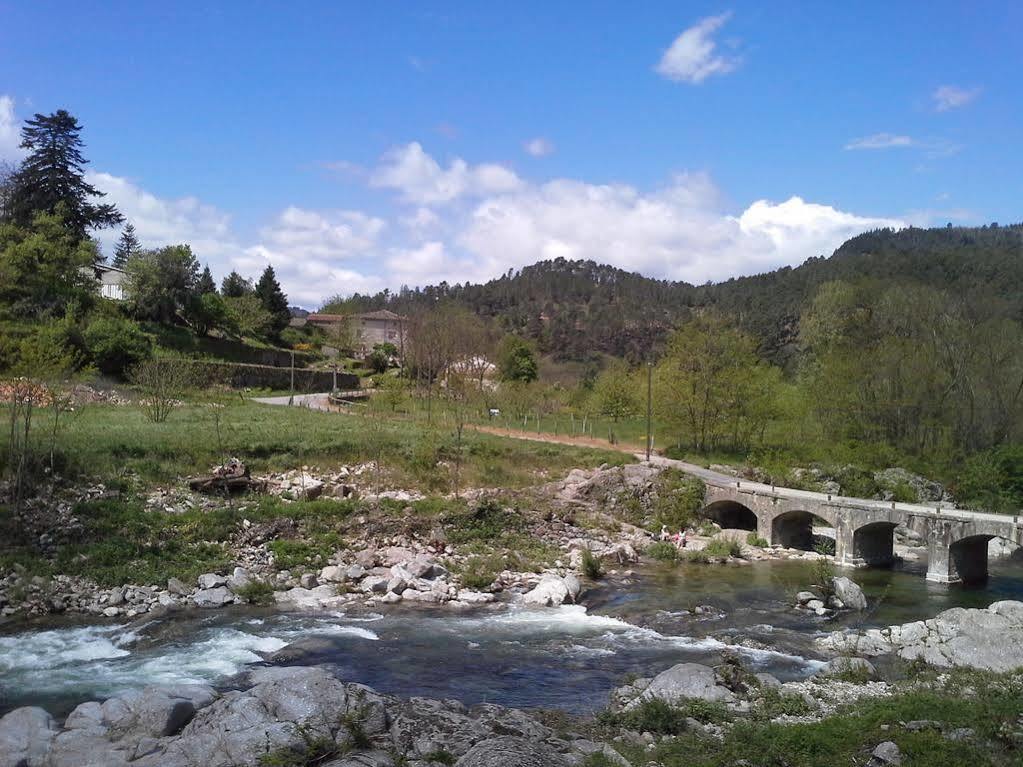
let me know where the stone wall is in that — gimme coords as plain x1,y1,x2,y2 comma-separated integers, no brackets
179,360,359,392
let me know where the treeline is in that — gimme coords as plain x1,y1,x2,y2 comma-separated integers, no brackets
0,109,294,378
328,225,1023,366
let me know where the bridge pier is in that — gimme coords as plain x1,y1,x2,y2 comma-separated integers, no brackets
926,532,991,584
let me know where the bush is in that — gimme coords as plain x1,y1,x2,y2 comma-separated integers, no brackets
746,532,769,548
131,357,190,423
84,316,152,376
646,541,679,562
653,471,705,531
459,554,502,590
581,548,604,579
233,579,275,605
704,537,742,558
599,697,732,736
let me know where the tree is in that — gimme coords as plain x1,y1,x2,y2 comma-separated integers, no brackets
196,264,217,295
254,265,290,335
0,211,99,320
0,160,15,222
655,316,780,452
221,271,251,297
111,223,142,268
496,335,538,383
223,294,273,338
590,361,639,422
7,110,122,240
125,245,200,324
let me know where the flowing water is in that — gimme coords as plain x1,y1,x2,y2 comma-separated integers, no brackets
2,557,1021,719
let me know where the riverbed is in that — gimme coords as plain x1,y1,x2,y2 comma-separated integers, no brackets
2,557,1021,718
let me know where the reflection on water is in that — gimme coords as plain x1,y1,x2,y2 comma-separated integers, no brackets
1,557,1020,718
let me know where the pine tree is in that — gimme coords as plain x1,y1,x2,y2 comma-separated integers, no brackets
254,265,290,335
111,223,142,268
8,110,123,240
196,264,217,295
221,271,251,297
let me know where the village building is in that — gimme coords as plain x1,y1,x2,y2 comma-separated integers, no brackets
85,263,129,301
304,310,406,356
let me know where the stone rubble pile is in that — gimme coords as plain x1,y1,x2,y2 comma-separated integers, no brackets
794,576,868,617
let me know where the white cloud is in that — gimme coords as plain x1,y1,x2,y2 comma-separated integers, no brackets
370,142,522,205
844,133,961,158
844,133,915,150
933,84,980,112
523,137,555,157
88,171,238,260
656,13,740,84
455,173,902,286
0,95,24,162
83,144,905,307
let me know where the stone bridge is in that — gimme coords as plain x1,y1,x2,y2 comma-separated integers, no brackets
644,455,1023,584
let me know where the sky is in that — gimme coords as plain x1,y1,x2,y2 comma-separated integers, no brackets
1,1,1020,307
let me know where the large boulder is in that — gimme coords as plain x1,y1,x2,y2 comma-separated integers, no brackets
100,685,217,739
831,576,867,611
0,707,57,767
455,736,569,767
520,575,570,607
819,600,1023,671
274,585,348,610
626,663,735,708
191,586,234,608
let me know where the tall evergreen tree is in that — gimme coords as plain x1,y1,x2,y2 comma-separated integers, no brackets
221,270,251,297
7,110,123,240
254,265,290,334
196,264,217,295
111,223,142,268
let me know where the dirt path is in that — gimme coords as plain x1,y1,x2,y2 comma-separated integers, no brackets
470,423,645,455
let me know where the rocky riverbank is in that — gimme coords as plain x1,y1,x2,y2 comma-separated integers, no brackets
0,665,627,767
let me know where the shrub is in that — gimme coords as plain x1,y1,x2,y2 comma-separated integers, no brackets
646,541,679,562
84,316,152,376
131,357,190,422
581,548,604,579
233,579,275,605
459,554,502,590
599,697,731,736
746,532,769,548
704,537,742,558
652,471,705,531
754,687,814,719
811,555,836,598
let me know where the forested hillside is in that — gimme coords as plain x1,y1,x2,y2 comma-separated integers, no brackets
330,223,1023,366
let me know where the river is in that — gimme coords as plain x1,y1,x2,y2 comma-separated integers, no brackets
2,557,1021,719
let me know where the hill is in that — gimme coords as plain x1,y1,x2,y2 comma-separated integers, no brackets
329,223,1023,365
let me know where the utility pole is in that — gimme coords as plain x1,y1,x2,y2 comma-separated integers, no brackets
288,349,295,406
645,361,653,461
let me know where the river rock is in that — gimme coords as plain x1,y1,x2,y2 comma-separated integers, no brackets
0,707,58,767
166,577,190,596
520,575,570,607
274,585,348,610
225,567,251,593
562,574,582,603
196,573,226,590
320,565,347,584
818,599,1023,671
455,736,569,767
626,663,736,708
100,685,217,739
831,576,867,610
191,586,233,608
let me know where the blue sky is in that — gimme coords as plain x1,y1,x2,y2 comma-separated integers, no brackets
1,1,1019,306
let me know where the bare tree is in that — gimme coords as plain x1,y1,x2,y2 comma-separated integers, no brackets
132,359,191,423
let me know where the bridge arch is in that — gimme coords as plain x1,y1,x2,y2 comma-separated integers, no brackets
700,500,758,531
946,534,996,583
770,509,838,551
851,521,899,567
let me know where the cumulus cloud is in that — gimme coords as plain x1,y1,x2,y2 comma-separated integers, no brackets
0,95,24,162
656,13,740,84
83,143,904,307
456,174,902,287
88,171,238,259
370,142,522,205
523,137,555,157
933,84,980,112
